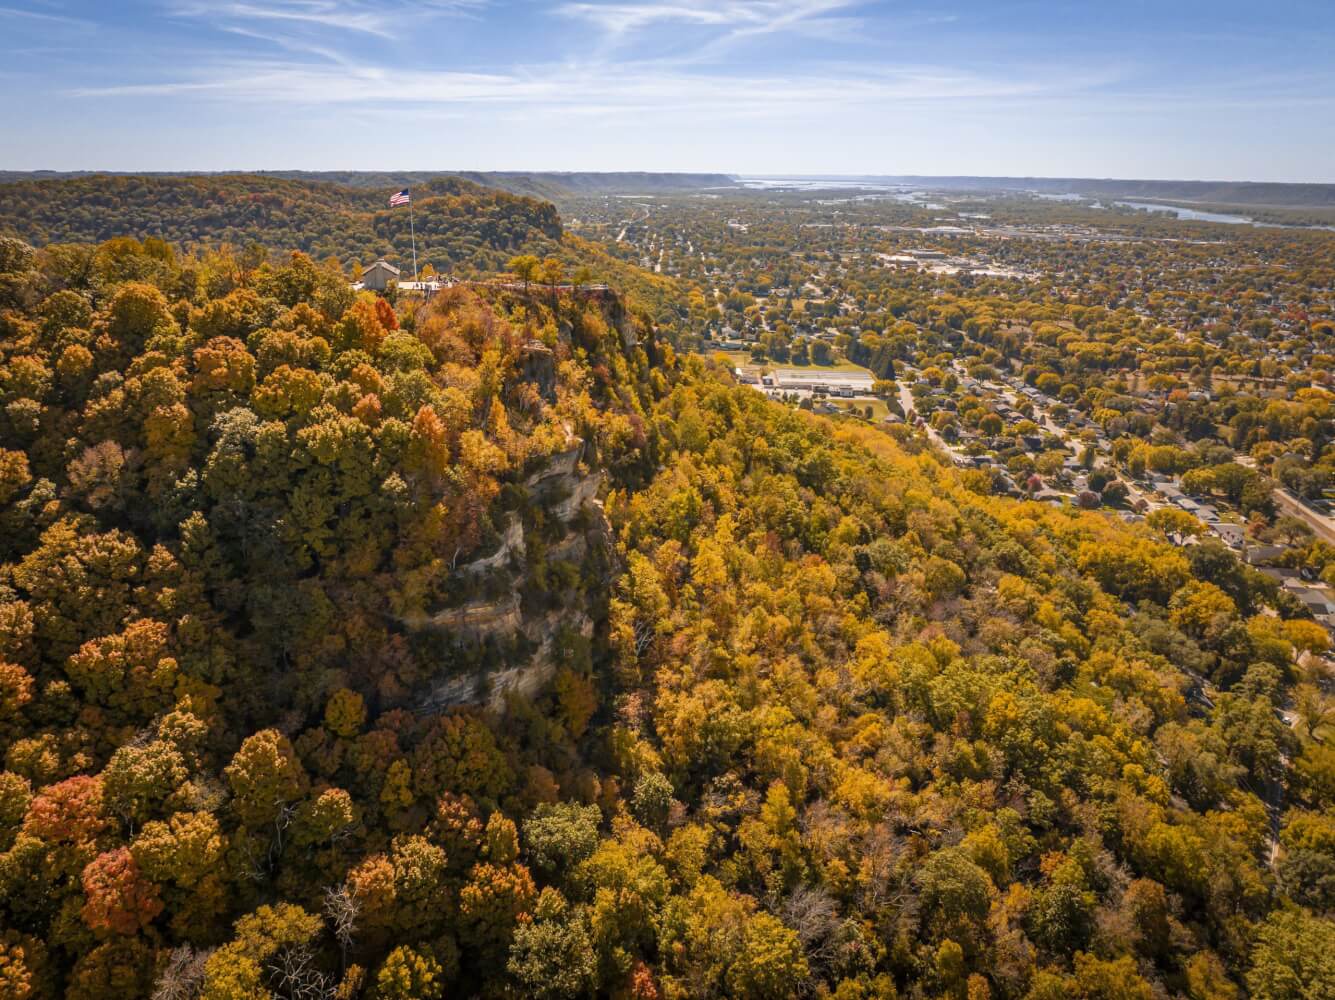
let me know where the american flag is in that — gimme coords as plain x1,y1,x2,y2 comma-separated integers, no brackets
389,189,410,207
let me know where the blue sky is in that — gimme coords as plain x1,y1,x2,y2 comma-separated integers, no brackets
3,0,1334,180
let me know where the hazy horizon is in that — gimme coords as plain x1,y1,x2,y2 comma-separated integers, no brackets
5,169,1335,188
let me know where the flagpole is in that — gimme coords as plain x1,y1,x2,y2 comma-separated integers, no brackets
408,190,418,281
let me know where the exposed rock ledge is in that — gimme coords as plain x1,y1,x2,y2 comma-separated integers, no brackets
404,432,611,714
526,439,584,494
401,593,523,639
457,515,525,576
422,608,596,713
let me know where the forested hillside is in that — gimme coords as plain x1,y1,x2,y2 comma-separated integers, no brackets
0,175,563,274
0,232,1331,1000
259,173,738,201
0,171,739,205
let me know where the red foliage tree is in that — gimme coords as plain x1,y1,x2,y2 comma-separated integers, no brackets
80,848,163,935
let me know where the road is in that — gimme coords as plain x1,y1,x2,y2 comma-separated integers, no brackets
616,202,653,243
1273,489,1335,546
896,373,957,458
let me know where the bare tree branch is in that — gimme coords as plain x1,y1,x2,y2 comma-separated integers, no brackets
152,945,214,1000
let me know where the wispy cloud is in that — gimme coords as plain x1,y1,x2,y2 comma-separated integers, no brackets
216,23,354,64
56,0,1075,113
169,0,487,40
8,0,1335,178
0,4,93,27
555,0,855,38
68,56,1091,117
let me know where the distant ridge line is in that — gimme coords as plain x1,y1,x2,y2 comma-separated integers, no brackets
806,175,1335,209
4,170,1334,208
0,170,742,200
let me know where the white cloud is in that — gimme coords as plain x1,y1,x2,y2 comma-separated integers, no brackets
0,4,93,27
554,0,855,38
169,0,488,39
68,56,1081,117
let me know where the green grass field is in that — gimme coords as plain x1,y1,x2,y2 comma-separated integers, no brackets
705,348,874,379
831,398,891,421
712,349,755,367
807,357,875,375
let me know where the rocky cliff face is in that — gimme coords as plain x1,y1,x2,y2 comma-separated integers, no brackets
519,339,557,403
388,284,649,715
406,431,612,713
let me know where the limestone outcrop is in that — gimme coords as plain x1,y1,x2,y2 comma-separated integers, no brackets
519,339,557,402
406,432,611,713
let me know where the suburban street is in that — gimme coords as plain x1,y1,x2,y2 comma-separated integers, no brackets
1274,488,1335,546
